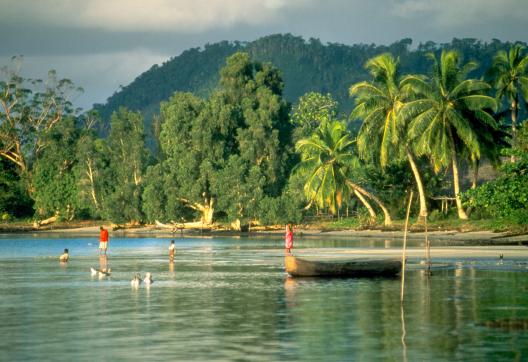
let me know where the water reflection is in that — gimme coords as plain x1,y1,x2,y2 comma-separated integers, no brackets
0,236,528,361
99,255,108,271
400,302,407,362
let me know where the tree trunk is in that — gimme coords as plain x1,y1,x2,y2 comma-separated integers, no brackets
451,152,468,220
202,197,214,224
347,180,392,226
471,159,479,189
86,160,100,210
178,196,215,225
353,189,377,222
33,213,59,228
511,99,518,163
231,219,243,231
406,148,427,220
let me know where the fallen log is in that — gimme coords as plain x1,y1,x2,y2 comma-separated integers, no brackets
33,214,59,229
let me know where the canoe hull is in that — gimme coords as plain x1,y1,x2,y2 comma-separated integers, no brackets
285,255,401,278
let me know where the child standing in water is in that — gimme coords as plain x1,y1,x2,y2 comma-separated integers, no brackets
285,224,293,253
59,248,69,262
168,240,175,261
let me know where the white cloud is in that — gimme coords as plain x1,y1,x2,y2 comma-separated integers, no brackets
390,0,528,27
2,0,313,32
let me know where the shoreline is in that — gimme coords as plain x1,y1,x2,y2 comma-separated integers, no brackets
1,223,527,245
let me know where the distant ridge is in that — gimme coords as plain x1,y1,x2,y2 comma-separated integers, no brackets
93,33,524,126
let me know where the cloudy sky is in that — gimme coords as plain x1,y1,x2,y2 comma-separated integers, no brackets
1,0,526,110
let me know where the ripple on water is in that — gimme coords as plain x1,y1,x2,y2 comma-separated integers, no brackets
1,236,528,361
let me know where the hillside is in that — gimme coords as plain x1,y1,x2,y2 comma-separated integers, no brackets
93,34,524,127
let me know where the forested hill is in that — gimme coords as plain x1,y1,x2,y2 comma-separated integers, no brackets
93,34,524,123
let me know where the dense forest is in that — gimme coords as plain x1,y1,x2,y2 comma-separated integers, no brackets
1,35,528,230
94,34,526,130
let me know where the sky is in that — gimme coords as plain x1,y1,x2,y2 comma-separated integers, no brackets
1,0,527,111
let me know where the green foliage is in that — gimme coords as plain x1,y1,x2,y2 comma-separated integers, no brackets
291,92,339,142
295,119,357,214
32,117,80,219
462,155,528,219
0,58,82,175
351,53,407,167
141,163,167,222
514,119,528,152
0,159,33,217
102,108,147,223
4,38,528,227
94,35,523,146
487,44,528,137
73,113,110,219
404,50,498,171
360,161,414,215
142,53,294,224
255,169,305,225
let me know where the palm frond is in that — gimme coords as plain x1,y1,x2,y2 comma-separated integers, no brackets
451,79,491,99
459,94,497,112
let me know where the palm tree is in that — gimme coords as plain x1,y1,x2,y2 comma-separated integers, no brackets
487,44,528,160
296,120,392,225
350,53,428,220
402,50,497,219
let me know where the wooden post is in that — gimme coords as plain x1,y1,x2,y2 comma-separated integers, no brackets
401,190,413,302
424,214,431,275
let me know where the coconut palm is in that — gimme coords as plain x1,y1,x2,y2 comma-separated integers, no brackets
350,53,428,220
487,44,528,159
402,50,497,219
296,120,392,225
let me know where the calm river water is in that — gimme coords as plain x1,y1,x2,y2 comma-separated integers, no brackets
1,234,527,361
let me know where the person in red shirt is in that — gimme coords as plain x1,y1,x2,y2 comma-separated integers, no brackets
285,223,293,254
99,226,109,255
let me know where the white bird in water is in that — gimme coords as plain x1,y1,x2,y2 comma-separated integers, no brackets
143,272,154,285
91,267,111,278
131,273,142,287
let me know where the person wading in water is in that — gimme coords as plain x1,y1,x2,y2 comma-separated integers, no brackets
99,226,109,255
285,223,294,254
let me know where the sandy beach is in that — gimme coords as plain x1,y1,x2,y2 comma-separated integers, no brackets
4,222,521,251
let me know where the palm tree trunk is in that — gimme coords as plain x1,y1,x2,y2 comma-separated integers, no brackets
451,152,468,220
471,159,479,189
347,180,393,226
405,148,427,220
353,189,377,222
511,99,518,162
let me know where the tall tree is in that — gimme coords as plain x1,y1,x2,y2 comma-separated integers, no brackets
103,108,147,223
403,50,497,219
74,113,109,218
32,117,79,220
350,53,429,220
487,44,528,159
0,57,81,180
146,52,293,227
296,120,392,225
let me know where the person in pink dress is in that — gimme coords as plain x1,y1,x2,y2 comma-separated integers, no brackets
285,223,293,253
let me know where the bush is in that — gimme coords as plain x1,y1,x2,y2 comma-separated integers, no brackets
462,155,528,219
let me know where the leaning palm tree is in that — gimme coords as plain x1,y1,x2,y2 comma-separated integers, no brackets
487,44,528,160
350,53,428,220
296,120,392,225
402,50,497,219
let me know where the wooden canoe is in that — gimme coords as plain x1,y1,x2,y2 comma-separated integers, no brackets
285,255,401,277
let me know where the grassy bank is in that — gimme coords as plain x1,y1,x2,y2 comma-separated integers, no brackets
317,216,528,235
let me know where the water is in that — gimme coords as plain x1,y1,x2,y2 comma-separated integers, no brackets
1,234,528,361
